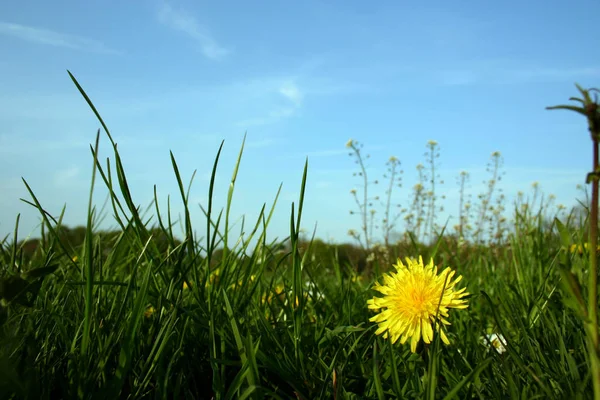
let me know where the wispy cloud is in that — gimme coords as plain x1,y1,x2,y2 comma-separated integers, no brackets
235,80,305,127
0,22,120,54
279,81,303,106
157,3,229,60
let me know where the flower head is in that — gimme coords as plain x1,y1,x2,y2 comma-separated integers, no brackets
570,242,600,255
367,256,469,353
144,305,156,318
480,333,507,354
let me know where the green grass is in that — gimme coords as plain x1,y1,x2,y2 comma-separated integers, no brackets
0,73,595,399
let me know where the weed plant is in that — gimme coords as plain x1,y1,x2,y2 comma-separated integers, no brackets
0,75,598,399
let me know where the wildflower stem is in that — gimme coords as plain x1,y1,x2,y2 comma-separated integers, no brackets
427,141,437,241
458,172,467,239
547,85,600,398
383,158,400,248
588,117,600,400
347,140,372,250
361,158,370,251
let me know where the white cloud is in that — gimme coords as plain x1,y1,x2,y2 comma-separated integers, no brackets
0,21,121,54
279,82,303,105
157,3,229,60
234,80,306,127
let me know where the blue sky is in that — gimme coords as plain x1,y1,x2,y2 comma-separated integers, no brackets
1,0,599,246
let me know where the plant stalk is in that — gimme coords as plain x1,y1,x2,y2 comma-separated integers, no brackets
589,128,600,400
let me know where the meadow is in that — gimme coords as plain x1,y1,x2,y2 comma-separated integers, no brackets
0,74,599,399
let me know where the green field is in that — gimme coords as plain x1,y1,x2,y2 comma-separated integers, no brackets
1,76,599,399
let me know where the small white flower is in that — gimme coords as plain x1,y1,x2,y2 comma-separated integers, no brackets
480,333,507,354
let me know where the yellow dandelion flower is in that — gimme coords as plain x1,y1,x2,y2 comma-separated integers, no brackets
144,306,156,318
274,284,285,295
205,268,221,288
367,256,469,353
569,243,600,255
261,292,272,305
273,284,286,302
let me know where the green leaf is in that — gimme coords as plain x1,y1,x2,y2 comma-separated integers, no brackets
430,222,448,260
587,171,600,184
568,97,585,104
546,105,587,116
554,218,571,249
443,358,493,400
576,83,592,103
110,247,153,396
557,265,588,320
20,264,58,281
318,325,365,347
372,341,385,400
387,337,402,398
223,289,257,391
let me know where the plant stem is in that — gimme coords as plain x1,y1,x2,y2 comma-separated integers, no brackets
589,131,600,399
428,145,436,241
547,87,600,398
384,164,396,248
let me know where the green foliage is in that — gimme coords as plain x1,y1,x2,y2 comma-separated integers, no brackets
0,74,596,399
